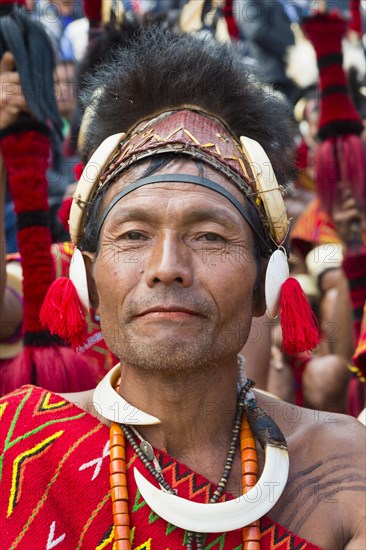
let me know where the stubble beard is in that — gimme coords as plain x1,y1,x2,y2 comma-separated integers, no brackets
104,318,250,373
100,292,252,373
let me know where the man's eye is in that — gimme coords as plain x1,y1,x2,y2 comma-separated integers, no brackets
122,231,146,240
200,233,223,242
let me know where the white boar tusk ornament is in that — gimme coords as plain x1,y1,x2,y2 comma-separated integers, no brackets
134,444,289,533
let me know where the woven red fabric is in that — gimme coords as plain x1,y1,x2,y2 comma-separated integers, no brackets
0,385,322,550
291,198,341,249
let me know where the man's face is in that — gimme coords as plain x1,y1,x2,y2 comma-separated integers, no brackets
88,159,262,372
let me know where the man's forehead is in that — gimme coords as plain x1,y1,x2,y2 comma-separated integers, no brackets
103,189,248,231
102,158,248,211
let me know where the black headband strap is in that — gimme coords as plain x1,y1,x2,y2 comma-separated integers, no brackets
94,174,269,251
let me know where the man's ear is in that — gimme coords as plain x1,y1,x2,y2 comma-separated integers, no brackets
252,257,268,317
82,251,100,314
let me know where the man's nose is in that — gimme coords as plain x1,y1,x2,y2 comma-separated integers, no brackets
144,233,193,287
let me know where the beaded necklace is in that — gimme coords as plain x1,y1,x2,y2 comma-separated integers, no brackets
109,363,260,550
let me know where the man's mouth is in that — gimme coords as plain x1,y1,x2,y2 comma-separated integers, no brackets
133,306,205,319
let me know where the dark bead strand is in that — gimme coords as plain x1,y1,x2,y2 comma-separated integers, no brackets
122,425,175,494
209,385,248,502
186,532,194,549
187,532,204,549
195,533,204,549
195,385,250,545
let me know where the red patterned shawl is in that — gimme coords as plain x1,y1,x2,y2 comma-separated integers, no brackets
0,386,322,550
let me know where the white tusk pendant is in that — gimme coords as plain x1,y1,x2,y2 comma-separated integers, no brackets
93,364,161,425
134,444,289,533
265,248,289,319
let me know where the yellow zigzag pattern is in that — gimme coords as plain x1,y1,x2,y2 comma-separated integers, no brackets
133,538,152,550
7,430,63,517
95,527,114,550
39,393,67,410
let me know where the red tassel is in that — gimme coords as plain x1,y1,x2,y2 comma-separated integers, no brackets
40,278,88,349
280,278,320,355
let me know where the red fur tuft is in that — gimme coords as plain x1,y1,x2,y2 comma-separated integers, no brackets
340,135,366,209
315,135,365,214
315,138,339,213
0,346,99,396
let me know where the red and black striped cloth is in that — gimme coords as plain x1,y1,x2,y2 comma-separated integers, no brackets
302,10,363,141
0,128,101,394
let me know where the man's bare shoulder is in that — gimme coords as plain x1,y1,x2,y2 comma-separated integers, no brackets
255,392,366,549
255,390,365,447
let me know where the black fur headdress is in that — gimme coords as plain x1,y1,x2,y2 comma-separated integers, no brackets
80,26,296,189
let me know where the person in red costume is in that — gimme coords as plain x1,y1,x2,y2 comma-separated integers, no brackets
1,26,365,550
0,49,116,395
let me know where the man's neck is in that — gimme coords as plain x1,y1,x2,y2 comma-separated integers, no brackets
118,356,240,460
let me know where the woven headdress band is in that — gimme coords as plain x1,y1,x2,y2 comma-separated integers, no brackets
98,109,256,192
70,109,289,250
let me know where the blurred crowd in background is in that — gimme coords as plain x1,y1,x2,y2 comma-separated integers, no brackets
1,0,365,422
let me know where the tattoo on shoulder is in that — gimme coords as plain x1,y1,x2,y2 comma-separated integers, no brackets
279,453,366,533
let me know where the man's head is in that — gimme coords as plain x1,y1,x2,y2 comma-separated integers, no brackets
71,28,296,371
